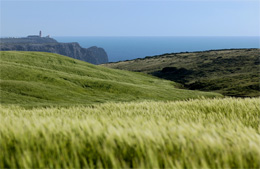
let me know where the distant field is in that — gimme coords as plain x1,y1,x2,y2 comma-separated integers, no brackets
0,51,220,107
1,98,259,168
104,49,260,97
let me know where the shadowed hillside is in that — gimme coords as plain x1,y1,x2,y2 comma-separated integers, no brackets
0,51,220,107
104,49,260,97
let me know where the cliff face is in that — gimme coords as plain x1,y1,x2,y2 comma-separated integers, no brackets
0,38,108,64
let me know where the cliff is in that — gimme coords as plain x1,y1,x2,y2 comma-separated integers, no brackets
0,37,108,64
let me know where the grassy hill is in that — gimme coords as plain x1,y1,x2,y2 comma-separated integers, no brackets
1,51,259,169
0,51,219,107
104,48,260,97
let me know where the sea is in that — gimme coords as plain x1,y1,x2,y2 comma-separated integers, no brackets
54,36,260,62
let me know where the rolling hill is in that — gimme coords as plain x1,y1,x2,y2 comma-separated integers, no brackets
1,51,259,169
104,48,260,97
0,51,220,107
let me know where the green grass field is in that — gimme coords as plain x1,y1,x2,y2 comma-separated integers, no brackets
0,51,219,107
1,51,259,168
1,98,259,168
104,49,260,97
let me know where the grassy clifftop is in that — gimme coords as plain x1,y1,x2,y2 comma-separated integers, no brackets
0,51,219,107
104,49,260,97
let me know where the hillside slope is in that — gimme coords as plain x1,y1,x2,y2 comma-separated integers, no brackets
0,51,219,107
104,49,260,97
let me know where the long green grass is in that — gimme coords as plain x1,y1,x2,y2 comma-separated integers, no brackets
0,51,220,107
1,97,259,168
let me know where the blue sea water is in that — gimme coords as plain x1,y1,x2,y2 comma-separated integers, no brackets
54,36,260,62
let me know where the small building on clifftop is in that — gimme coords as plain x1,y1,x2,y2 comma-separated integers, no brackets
27,31,42,38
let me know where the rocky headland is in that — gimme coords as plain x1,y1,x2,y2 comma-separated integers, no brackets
0,37,108,64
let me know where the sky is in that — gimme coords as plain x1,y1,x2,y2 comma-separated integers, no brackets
0,0,259,37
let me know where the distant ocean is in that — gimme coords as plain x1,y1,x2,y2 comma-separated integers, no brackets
54,36,260,62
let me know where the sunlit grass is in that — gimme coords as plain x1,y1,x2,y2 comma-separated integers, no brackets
1,97,259,168
0,51,220,107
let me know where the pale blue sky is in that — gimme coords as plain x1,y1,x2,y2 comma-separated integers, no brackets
1,0,259,37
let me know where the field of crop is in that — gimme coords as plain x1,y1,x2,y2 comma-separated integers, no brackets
1,97,259,168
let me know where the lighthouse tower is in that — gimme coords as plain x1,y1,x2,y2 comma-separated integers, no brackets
39,31,42,37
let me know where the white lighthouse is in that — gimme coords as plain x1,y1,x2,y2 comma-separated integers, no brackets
39,31,42,37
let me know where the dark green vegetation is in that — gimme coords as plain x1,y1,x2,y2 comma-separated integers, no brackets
104,49,260,97
0,51,219,107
